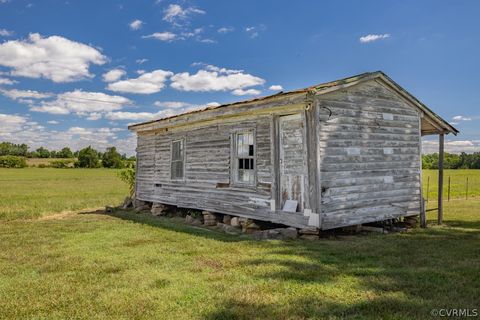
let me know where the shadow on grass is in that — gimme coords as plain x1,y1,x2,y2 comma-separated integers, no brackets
81,208,480,319
81,208,252,243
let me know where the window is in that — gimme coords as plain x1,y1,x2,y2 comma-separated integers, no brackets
171,139,184,180
234,131,255,184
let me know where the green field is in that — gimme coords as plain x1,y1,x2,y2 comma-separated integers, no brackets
0,168,128,220
0,168,478,319
423,169,480,201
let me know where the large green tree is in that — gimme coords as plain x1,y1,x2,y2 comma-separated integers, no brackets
102,147,124,168
57,147,74,158
35,147,51,158
77,146,100,168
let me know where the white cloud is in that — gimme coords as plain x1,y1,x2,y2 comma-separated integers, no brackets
136,69,145,75
107,101,220,122
217,27,234,34
170,65,265,93
0,33,106,82
143,28,213,43
452,115,472,121
86,112,102,121
142,32,177,41
107,69,173,94
0,77,17,85
199,38,216,44
154,100,219,109
422,139,480,154
0,88,53,100
0,29,13,36
0,113,27,134
136,58,148,64
30,90,131,117
129,19,143,30
232,88,261,96
268,85,283,91
154,101,195,108
47,120,59,124
0,113,137,155
102,68,126,82
245,25,265,39
359,34,390,43
163,4,205,25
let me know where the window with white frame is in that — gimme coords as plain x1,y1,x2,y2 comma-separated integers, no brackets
234,131,255,184
171,139,184,180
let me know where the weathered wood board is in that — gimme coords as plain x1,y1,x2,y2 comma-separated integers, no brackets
133,76,433,230
316,80,422,229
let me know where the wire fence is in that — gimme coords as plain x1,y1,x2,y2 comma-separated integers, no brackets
423,170,480,202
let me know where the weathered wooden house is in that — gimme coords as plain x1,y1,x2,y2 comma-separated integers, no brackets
129,72,458,230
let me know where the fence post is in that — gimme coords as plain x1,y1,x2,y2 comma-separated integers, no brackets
466,177,469,200
438,133,444,225
420,197,427,228
448,176,451,202
426,176,430,203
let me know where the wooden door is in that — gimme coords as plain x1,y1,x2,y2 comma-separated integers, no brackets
278,114,306,212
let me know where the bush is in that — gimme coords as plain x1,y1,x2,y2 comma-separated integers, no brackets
50,159,74,168
117,165,135,196
0,156,27,168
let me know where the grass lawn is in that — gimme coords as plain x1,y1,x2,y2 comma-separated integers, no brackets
423,169,480,200
0,168,128,220
0,168,478,319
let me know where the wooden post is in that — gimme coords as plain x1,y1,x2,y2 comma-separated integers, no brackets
426,176,430,203
420,198,427,228
466,177,469,200
448,176,451,202
438,133,444,225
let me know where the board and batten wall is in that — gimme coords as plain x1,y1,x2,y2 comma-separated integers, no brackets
316,80,422,229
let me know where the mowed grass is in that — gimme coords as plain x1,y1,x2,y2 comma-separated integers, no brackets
0,168,478,319
0,202,478,319
423,169,480,200
0,168,128,220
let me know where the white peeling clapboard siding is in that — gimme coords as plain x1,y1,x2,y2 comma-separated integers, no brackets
150,117,274,215
136,133,156,199
318,81,421,229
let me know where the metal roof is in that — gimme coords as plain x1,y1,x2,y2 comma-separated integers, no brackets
128,71,458,135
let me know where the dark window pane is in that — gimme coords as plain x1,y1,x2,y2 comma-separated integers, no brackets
245,158,249,169
249,145,254,156
239,159,244,169
250,159,254,169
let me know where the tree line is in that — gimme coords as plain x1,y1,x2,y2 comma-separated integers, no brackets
422,152,480,169
0,141,135,168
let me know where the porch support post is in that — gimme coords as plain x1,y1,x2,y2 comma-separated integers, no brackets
438,133,445,224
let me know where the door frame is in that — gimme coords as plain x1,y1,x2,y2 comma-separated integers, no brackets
273,112,308,212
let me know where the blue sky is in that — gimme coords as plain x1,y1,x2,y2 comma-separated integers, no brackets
0,0,479,155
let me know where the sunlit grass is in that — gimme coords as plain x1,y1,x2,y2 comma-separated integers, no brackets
0,168,128,220
0,168,478,318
